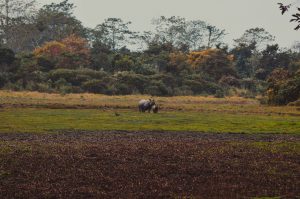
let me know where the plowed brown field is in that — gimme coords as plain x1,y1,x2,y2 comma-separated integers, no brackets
0,131,299,198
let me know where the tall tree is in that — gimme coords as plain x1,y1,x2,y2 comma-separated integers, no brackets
151,16,186,46
0,0,37,51
179,20,207,51
34,34,91,69
234,28,275,49
34,0,86,46
257,44,291,79
151,16,225,51
231,42,257,78
188,49,236,80
205,25,226,49
93,18,135,51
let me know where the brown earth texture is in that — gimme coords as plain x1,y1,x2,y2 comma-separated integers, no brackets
0,131,299,199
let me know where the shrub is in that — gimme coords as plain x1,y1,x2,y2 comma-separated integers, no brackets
145,80,173,96
112,71,148,94
82,79,108,94
36,56,55,71
49,68,108,87
0,72,9,88
219,75,240,87
266,69,300,105
173,86,194,96
255,68,268,80
133,64,157,75
288,99,300,106
214,89,225,98
0,48,15,66
240,78,257,92
114,83,132,95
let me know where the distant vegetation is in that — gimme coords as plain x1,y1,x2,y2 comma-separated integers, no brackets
0,0,299,105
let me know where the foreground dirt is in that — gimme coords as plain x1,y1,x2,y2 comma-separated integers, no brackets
0,131,299,199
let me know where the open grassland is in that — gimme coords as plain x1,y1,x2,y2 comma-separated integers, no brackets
0,91,299,134
0,91,299,198
0,90,299,116
0,108,300,134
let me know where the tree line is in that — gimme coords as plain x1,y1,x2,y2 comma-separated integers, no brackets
0,0,299,105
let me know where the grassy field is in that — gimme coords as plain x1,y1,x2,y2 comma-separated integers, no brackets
0,91,299,198
0,108,300,134
0,90,299,134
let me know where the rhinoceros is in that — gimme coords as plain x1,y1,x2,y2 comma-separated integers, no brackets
151,104,159,113
138,99,156,113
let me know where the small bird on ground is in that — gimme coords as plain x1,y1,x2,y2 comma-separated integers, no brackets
114,112,120,116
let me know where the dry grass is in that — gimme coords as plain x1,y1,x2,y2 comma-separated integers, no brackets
0,90,299,116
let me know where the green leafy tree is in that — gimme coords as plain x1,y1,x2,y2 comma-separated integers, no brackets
0,47,15,70
0,47,15,87
258,44,291,79
113,54,135,71
231,42,257,78
90,42,113,71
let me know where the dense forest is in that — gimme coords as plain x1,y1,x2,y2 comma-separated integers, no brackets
0,0,299,105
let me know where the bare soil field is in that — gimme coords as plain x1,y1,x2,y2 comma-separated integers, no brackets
0,131,299,199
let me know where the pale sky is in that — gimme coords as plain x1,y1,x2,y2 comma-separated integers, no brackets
38,0,300,49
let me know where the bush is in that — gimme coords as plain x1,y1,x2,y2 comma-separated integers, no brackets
238,90,256,99
0,48,15,66
288,99,300,106
174,86,194,96
36,82,53,93
219,75,240,87
214,89,225,98
114,83,132,95
49,68,108,87
145,80,173,96
0,72,9,88
112,71,148,94
133,64,157,75
37,56,55,71
82,79,108,94
266,69,300,105
240,78,257,92
255,68,268,80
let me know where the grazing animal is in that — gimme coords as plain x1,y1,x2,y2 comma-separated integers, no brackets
138,99,156,113
152,104,159,113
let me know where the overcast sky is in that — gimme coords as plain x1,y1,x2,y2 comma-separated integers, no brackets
38,0,300,48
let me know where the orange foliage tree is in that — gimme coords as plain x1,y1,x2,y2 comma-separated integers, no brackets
34,34,90,69
187,49,235,80
167,52,190,73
